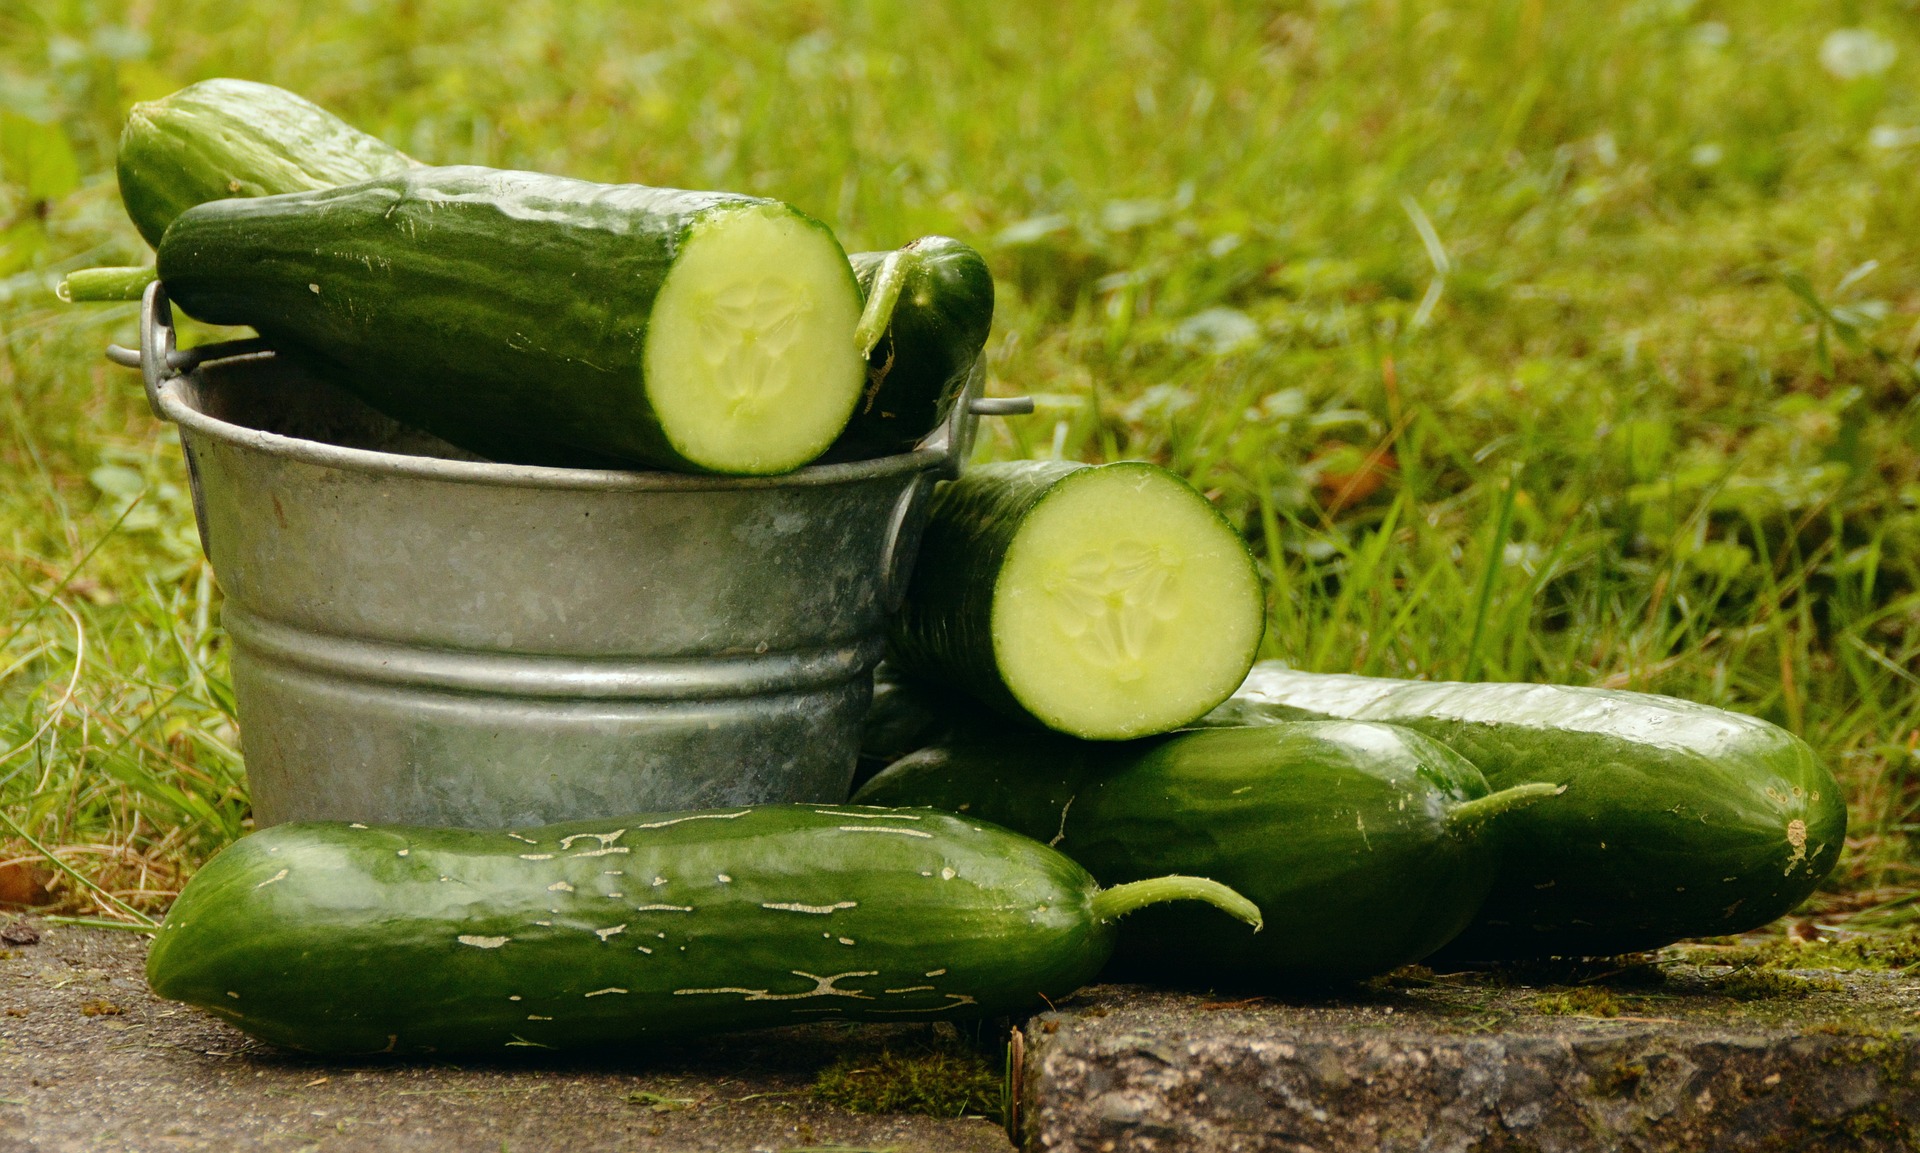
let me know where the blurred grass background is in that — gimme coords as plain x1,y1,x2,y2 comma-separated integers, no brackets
3,0,1920,927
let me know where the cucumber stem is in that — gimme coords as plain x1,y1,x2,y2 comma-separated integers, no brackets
1446,781,1564,830
853,249,910,358
59,266,157,303
1091,874,1263,932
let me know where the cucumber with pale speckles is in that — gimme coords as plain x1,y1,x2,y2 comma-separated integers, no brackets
146,804,1258,1055
1201,665,1847,958
856,722,1558,985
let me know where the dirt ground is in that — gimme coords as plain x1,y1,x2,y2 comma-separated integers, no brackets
0,923,1015,1153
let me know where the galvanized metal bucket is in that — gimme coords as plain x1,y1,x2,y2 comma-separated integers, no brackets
110,284,1026,829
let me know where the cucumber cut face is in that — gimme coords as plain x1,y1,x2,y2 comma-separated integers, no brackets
993,463,1264,739
645,204,866,473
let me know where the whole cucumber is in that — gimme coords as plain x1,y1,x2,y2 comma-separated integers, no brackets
856,722,1556,985
1207,665,1847,958
830,236,994,460
118,78,416,249
147,804,1258,1054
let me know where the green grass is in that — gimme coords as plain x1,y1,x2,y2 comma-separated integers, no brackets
3,0,1920,923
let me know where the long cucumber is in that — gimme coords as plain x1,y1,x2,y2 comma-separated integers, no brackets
885,461,1265,740
118,78,416,249
146,804,1259,1055
1205,665,1847,957
856,723,1557,984
156,166,867,474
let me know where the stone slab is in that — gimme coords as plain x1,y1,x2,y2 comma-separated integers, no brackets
0,925,1013,1153
1019,964,1920,1152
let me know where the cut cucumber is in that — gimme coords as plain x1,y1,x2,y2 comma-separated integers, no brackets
645,204,869,469
887,461,1264,739
157,167,867,473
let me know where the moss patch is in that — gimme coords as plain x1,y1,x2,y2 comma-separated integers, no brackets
810,1045,1003,1122
1687,928,1920,974
1532,987,1624,1017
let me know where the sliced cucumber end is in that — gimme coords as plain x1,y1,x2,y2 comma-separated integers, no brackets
992,463,1265,739
644,204,866,474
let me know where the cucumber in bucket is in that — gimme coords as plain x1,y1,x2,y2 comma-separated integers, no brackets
155,166,868,474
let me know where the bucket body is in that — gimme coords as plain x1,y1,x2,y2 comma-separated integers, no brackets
159,349,946,828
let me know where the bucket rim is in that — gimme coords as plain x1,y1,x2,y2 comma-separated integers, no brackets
159,355,945,493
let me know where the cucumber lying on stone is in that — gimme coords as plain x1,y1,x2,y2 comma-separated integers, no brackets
885,461,1265,740
156,165,869,474
146,804,1260,1055
1205,665,1848,958
856,722,1557,984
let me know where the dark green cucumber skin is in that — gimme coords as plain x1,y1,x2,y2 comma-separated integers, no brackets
857,722,1502,985
830,236,994,460
885,460,1089,722
1208,666,1848,958
119,78,416,249
147,805,1113,1056
857,663,1031,792
155,166,856,472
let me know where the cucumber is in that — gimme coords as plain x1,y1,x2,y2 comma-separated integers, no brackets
1208,665,1847,958
146,804,1259,1055
156,166,868,474
856,723,1557,984
118,78,416,249
885,461,1264,740
831,237,994,460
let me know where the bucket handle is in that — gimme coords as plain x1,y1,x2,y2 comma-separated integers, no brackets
104,282,274,421
882,357,1034,610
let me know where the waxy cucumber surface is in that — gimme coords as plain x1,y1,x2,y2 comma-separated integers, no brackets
156,166,865,474
118,78,415,249
1215,665,1847,957
148,805,1175,1055
831,236,995,460
886,461,1264,740
856,722,1554,984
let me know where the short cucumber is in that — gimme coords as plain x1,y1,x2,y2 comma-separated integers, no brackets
830,236,995,460
118,78,416,249
156,166,867,474
146,804,1258,1055
1209,665,1847,957
885,461,1265,740
856,723,1557,984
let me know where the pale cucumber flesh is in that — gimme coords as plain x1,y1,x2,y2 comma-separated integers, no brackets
993,464,1264,739
644,205,865,473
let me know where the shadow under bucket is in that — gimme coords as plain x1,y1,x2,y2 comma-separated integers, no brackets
116,285,1024,828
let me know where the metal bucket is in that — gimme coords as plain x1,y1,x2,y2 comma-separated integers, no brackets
111,285,1026,828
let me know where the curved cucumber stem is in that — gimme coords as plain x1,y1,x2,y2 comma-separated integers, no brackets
1446,781,1564,830
59,266,157,303
853,249,910,358
1091,874,1263,933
